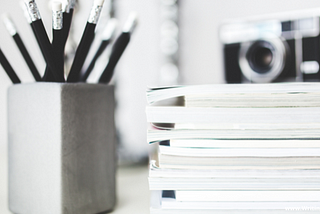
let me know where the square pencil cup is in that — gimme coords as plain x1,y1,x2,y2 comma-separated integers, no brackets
8,83,116,214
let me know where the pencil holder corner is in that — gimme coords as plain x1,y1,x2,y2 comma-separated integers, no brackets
7,83,116,214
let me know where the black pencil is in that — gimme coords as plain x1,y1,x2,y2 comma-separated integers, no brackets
62,0,75,48
20,0,44,65
0,48,21,84
99,12,138,84
43,1,65,82
67,0,105,82
20,0,42,54
2,14,41,81
80,18,117,82
24,0,65,82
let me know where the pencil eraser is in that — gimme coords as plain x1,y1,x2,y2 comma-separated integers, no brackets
20,0,32,23
93,0,105,6
2,13,13,27
61,0,69,12
2,13,17,36
123,11,138,33
102,18,118,40
52,1,62,11
2,13,11,23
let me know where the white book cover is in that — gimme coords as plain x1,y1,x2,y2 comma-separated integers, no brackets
149,160,320,178
158,155,320,170
149,176,320,191
169,139,320,148
185,93,320,108
147,83,320,104
162,198,320,210
151,191,320,212
158,145,320,157
173,122,320,130
148,129,320,144
146,106,320,125
175,190,320,202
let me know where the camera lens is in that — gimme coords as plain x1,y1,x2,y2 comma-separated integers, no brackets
252,47,273,73
239,37,288,83
247,41,275,74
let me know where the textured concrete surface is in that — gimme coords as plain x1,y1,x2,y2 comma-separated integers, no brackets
8,83,115,214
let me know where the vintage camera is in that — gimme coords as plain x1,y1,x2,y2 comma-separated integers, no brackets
220,9,320,83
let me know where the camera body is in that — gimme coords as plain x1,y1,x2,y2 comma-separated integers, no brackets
220,9,320,83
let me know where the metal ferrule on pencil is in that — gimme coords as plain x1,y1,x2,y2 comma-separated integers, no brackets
2,15,17,36
53,10,63,30
69,0,76,10
20,1,32,24
25,0,41,22
88,5,103,24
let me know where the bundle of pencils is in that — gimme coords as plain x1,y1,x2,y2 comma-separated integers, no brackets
0,0,138,84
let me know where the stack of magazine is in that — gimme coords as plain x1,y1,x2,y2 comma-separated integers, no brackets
146,83,320,214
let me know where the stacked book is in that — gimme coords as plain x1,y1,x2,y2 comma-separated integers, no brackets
146,83,320,214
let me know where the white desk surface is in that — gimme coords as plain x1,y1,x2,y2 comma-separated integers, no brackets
0,150,150,214
111,164,150,214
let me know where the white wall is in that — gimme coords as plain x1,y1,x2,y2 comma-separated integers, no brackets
1,0,320,213
114,0,162,163
180,0,320,84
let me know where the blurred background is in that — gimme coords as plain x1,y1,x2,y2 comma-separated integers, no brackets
1,0,320,213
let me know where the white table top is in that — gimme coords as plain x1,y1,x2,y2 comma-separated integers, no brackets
0,150,150,214
111,164,150,214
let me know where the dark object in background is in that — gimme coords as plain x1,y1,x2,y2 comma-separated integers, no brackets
24,0,65,82
67,0,104,82
98,12,138,84
220,8,320,83
2,14,41,82
0,48,21,84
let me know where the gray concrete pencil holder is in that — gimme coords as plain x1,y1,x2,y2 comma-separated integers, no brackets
7,83,116,214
